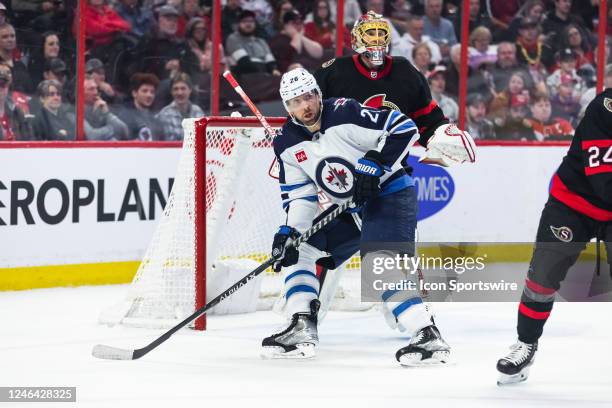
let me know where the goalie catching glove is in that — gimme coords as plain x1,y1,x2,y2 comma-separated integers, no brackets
353,150,391,206
271,225,301,272
420,124,476,167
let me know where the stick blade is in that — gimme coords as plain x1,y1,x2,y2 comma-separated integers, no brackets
92,344,135,360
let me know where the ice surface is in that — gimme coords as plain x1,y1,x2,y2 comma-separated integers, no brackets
1,282,611,408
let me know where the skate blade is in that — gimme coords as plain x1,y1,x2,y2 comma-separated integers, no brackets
260,343,316,360
398,350,450,367
497,368,530,386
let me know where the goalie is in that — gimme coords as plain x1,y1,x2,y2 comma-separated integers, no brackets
261,67,475,364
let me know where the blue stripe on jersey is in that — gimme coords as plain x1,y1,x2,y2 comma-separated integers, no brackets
282,195,319,209
382,289,399,302
385,110,403,132
379,175,414,197
280,181,313,192
392,297,423,318
285,270,318,283
285,284,318,299
391,121,418,134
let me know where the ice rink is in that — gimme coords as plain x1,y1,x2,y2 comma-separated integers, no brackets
2,284,611,408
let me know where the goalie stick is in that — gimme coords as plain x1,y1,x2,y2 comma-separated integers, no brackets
92,199,353,360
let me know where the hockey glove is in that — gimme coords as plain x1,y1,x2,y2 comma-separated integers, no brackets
420,124,476,167
271,225,301,272
353,150,390,206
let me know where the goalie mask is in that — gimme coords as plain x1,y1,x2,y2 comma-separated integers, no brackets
279,67,322,128
351,11,391,66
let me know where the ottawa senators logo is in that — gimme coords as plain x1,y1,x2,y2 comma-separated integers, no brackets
604,97,612,113
322,58,335,68
362,94,400,111
550,226,573,242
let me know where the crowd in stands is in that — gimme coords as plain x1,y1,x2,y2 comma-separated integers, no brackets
0,0,607,141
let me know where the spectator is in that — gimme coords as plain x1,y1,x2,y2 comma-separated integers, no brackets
269,10,323,73
504,0,545,42
556,23,594,71
270,0,296,38
489,71,530,130
423,0,457,59
495,94,534,141
241,0,274,35
27,31,62,86
326,0,362,27
393,14,441,65
226,9,279,76
115,73,163,140
541,0,587,43
389,0,412,23
550,73,581,126
427,65,458,122
115,0,156,39
489,0,522,30
490,42,533,93
177,0,204,38
184,17,226,74
304,0,335,50
445,43,493,102
466,92,495,140
80,0,132,48
0,3,7,26
156,72,203,141
524,91,574,141
221,0,243,44
468,26,496,69
0,23,33,94
0,61,29,115
546,48,584,98
515,17,554,85
0,66,32,140
412,42,433,75
451,0,493,40
42,57,68,85
86,58,118,104
579,64,612,119
12,0,66,33
131,5,189,80
32,79,75,140
83,76,129,140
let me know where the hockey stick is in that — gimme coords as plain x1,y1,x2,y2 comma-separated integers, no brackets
92,199,353,360
222,70,277,138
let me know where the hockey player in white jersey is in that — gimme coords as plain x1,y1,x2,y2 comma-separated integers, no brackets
262,68,475,364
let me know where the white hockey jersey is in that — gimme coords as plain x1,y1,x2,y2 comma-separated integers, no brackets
274,97,419,232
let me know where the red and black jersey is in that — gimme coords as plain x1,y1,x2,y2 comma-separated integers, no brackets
313,55,448,146
550,88,612,221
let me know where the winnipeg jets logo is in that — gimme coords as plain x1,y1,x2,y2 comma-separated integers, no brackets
363,94,400,111
315,157,355,198
550,226,573,242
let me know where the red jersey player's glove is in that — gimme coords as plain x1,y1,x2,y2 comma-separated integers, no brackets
420,124,476,167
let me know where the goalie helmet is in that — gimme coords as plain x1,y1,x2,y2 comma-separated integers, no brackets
351,11,391,66
279,67,321,112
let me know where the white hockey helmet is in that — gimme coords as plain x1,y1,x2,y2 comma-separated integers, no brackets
279,67,322,112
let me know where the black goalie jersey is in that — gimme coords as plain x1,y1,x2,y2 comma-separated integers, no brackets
550,88,612,221
314,55,448,146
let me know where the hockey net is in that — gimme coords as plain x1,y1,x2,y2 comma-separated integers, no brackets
99,116,365,330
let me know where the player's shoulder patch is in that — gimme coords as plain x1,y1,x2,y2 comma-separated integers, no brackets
603,97,612,113
321,58,335,68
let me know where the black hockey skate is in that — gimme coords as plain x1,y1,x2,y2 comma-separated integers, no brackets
395,325,450,366
261,299,320,359
497,341,538,385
